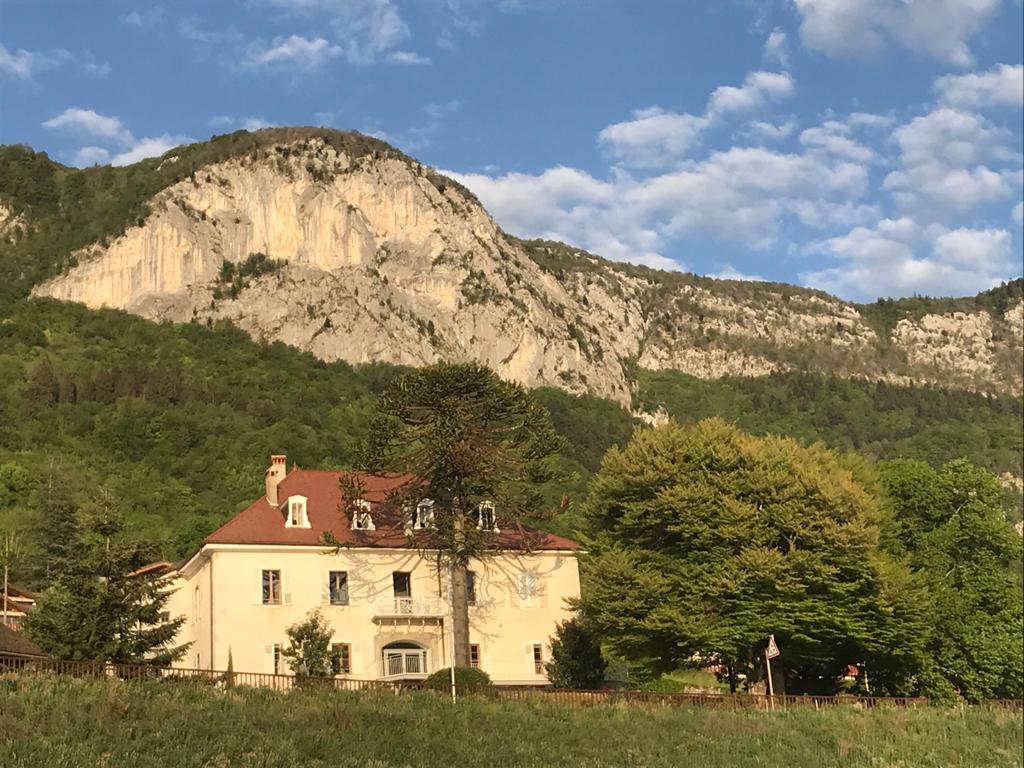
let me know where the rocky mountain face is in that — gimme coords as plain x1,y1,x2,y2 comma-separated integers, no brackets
29,132,1024,404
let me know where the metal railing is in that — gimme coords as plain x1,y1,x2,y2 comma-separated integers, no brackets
2,653,1020,710
375,597,446,617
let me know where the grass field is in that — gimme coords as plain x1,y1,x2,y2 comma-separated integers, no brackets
0,677,1021,768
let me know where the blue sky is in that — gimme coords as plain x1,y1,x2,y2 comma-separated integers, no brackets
1,0,1022,301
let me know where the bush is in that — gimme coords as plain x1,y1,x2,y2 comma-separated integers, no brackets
424,666,492,693
546,618,607,689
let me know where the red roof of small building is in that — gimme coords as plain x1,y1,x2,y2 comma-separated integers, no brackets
204,469,579,551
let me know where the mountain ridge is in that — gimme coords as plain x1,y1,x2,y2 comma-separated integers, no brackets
2,128,1021,403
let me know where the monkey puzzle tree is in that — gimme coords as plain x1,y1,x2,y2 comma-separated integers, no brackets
351,362,564,667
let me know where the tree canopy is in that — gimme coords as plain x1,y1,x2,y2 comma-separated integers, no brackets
578,418,930,695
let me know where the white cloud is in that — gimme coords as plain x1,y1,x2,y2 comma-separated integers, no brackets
793,0,1000,66
0,43,109,79
43,108,134,145
71,146,111,167
746,120,797,141
706,71,794,117
255,0,416,66
802,219,1015,299
110,135,191,166
244,35,343,68
598,70,794,168
121,8,166,28
882,107,1021,212
708,265,766,281
800,121,875,162
762,28,790,68
1013,201,1024,224
210,115,276,131
388,50,431,65
935,64,1024,109
598,108,709,168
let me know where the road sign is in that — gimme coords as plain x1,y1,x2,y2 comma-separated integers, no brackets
766,634,780,659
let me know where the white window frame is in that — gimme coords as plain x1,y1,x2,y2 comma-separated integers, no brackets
284,495,309,528
414,499,435,529
477,501,498,532
328,570,349,606
351,499,375,530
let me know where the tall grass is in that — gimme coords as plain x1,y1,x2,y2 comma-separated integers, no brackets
1,676,1021,767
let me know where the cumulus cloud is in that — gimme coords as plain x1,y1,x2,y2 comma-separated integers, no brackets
42,108,191,167
935,64,1024,109
388,50,431,65
0,43,109,79
882,107,1021,213
43,108,134,144
762,28,790,68
1013,201,1024,224
793,0,1000,66
110,135,191,166
598,70,794,168
800,121,875,163
210,115,276,131
802,219,1015,299
746,120,797,141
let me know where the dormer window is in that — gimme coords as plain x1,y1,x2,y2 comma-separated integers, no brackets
351,499,375,530
414,499,435,530
284,495,309,528
477,501,498,532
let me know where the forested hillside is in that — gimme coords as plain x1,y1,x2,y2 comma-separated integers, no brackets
1,298,1019,574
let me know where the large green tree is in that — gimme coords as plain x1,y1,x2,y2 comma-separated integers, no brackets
24,501,187,665
577,418,928,694
353,362,564,667
879,458,1023,701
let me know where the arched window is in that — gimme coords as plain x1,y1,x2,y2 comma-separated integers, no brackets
351,499,374,530
477,501,498,532
382,641,428,677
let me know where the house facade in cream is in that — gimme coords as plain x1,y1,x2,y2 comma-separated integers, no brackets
166,456,580,685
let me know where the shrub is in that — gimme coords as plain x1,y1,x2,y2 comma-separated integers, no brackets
546,618,607,689
424,666,492,694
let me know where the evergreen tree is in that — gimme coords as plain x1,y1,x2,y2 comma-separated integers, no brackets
545,618,607,689
34,467,79,584
24,500,187,665
351,362,564,666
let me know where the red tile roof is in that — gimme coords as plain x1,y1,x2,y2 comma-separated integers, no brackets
204,469,579,551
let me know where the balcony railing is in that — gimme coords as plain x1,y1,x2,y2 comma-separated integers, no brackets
383,649,429,678
373,597,446,619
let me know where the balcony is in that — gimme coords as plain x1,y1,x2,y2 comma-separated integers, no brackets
372,597,447,622
382,647,429,679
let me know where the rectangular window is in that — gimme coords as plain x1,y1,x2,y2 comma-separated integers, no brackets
332,642,352,674
466,570,477,606
532,644,544,675
273,643,283,675
393,571,412,598
328,571,349,605
262,570,282,605
469,644,480,669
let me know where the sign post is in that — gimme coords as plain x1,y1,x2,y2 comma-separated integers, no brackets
764,634,780,707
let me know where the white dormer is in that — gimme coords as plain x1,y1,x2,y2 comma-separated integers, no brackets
284,495,309,528
351,499,375,530
477,501,498,532
414,499,435,530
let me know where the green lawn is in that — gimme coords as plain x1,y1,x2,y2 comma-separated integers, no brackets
1,677,1021,767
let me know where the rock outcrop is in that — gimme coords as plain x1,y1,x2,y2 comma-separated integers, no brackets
33,134,1024,402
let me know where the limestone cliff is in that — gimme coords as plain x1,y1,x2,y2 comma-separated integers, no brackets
30,132,1024,402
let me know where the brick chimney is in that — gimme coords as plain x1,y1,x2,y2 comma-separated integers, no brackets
265,454,287,506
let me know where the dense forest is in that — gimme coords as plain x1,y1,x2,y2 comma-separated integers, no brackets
0,298,1019,574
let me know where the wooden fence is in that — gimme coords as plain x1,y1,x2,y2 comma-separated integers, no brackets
2,653,1021,711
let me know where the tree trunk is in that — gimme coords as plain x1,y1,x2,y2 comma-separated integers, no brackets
2,563,8,627
450,563,471,667
728,664,737,694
